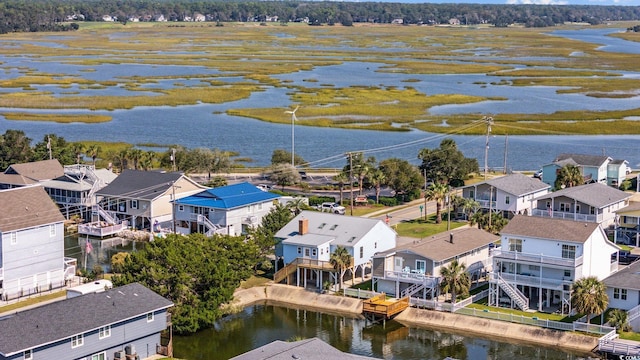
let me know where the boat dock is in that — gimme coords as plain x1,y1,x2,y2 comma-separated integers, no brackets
362,293,409,325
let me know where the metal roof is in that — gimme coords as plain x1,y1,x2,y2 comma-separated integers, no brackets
175,182,280,209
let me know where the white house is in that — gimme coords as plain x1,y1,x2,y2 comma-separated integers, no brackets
274,211,396,289
0,186,75,300
490,215,619,314
371,227,498,299
603,260,640,331
541,153,629,188
174,182,280,236
459,173,550,219
530,182,630,227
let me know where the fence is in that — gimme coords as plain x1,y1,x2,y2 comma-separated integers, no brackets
1,280,67,302
343,288,378,299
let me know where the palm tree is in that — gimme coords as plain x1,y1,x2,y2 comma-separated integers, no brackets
459,198,480,222
439,259,470,305
129,148,145,170
608,308,632,332
330,246,352,291
85,144,101,167
287,197,307,215
333,172,348,205
368,168,386,204
70,142,86,165
555,164,584,190
425,182,449,224
571,276,608,324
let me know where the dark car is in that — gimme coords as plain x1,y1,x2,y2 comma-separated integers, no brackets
298,171,308,180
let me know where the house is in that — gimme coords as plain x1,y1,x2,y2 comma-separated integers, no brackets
0,160,117,220
273,211,396,289
82,170,206,236
0,283,174,360
174,182,280,236
0,186,75,301
371,227,498,299
614,201,640,246
459,173,550,219
530,182,630,227
541,153,629,187
230,337,378,360
603,260,640,331
490,215,619,314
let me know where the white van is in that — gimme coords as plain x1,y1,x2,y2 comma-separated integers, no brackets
66,279,113,299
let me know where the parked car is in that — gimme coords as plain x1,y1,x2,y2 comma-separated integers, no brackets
318,202,346,215
298,171,308,180
533,169,543,179
256,184,272,192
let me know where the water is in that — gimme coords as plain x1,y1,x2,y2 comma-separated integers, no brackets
173,305,595,360
1,27,639,169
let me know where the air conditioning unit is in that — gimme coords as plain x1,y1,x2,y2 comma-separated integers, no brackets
114,350,125,359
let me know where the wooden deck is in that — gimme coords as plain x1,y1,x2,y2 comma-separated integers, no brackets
362,293,409,321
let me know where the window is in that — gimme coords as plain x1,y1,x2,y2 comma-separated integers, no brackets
297,247,302,255
318,223,326,229
312,249,317,257
330,224,338,230
416,260,426,274
505,196,510,205
49,224,56,237
469,190,474,199
614,288,620,299
178,205,184,212
562,244,576,259
247,206,251,213
130,200,138,209
575,204,580,213
614,288,628,300
24,350,32,360
90,353,106,360
71,334,84,348
560,203,570,212
564,270,571,278
590,206,595,215
147,312,154,322
98,325,111,339
374,242,377,249
359,246,363,259
11,232,17,245
304,248,310,257
508,238,522,252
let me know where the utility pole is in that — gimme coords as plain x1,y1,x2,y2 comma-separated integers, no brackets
347,152,354,216
171,181,181,234
489,186,493,230
446,187,451,232
47,135,52,160
171,148,176,172
483,116,493,180
423,168,428,221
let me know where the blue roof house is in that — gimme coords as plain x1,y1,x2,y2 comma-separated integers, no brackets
0,282,174,360
174,182,280,236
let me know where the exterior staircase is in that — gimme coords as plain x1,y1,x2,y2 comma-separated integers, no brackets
194,214,224,236
274,262,298,283
496,274,529,311
401,283,425,299
95,204,118,224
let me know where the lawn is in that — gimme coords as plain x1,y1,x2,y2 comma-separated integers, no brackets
0,291,67,313
395,214,466,238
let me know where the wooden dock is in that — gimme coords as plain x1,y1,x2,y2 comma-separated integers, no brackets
362,293,409,324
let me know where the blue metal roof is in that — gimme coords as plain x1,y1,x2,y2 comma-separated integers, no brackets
175,182,280,209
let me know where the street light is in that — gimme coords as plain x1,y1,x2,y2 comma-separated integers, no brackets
285,106,299,167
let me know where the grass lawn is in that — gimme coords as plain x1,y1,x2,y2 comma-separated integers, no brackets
467,298,580,322
395,214,466,238
0,291,67,313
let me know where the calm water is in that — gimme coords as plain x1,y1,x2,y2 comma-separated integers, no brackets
1,28,639,169
173,305,596,360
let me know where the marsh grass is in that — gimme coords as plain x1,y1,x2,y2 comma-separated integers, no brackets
1,112,112,123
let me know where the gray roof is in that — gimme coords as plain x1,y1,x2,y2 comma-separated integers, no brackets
96,169,184,200
603,260,640,291
4,159,64,181
230,337,379,360
0,186,65,232
534,183,630,208
552,153,611,167
0,283,173,356
501,215,600,243
483,173,550,196
375,227,498,262
283,233,335,246
275,211,388,247
616,201,640,214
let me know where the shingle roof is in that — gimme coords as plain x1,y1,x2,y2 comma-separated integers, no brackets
230,337,377,360
275,211,387,247
0,173,36,186
616,201,640,214
553,153,611,167
533,182,630,208
96,169,183,200
0,186,64,232
603,260,640,291
4,159,64,181
484,173,550,196
0,283,173,356
500,215,600,243
175,182,279,209
376,227,498,262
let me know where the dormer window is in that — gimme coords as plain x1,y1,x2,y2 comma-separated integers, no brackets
330,224,338,230
318,223,326,229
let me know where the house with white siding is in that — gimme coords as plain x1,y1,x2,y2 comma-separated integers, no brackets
174,182,280,236
0,186,75,301
490,215,619,314
459,173,550,219
0,283,174,360
540,153,629,188
371,227,497,299
603,260,640,331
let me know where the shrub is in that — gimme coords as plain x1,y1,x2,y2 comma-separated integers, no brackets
379,197,398,207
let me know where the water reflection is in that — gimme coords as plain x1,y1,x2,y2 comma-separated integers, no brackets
173,305,595,360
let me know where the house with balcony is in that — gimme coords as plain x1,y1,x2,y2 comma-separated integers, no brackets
540,153,629,188
273,211,396,289
0,282,174,360
603,260,640,331
530,182,630,228
0,185,75,301
174,182,280,237
490,215,619,315
459,173,550,219
371,227,497,300
81,170,206,237
613,201,640,247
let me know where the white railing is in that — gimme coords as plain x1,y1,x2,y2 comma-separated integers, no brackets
382,270,439,288
531,209,602,223
95,205,118,224
78,222,127,237
498,272,571,291
492,273,529,311
492,249,583,267
191,214,225,236
411,298,452,312
401,283,425,298
343,288,378,299
476,199,496,209
628,303,640,322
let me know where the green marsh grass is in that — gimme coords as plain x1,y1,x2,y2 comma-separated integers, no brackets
1,112,112,123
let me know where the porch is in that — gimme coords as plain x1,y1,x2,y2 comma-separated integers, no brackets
531,208,602,223
78,221,128,237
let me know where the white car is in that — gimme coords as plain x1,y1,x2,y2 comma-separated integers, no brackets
256,184,272,192
319,202,346,215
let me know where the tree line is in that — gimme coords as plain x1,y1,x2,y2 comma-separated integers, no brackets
2,0,640,34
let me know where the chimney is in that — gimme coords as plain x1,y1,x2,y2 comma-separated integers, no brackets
449,233,454,244
299,218,308,235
